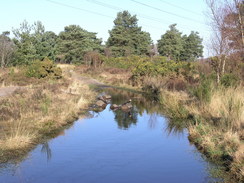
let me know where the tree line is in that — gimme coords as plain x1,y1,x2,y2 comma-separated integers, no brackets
0,10,204,68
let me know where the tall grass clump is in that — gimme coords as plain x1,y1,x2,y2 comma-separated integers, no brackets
206,86,244,130
159,89,189,119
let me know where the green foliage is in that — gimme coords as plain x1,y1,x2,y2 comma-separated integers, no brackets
12,20,57,65
106,11,152,56
132,56,195,79
181,31,203,61
26,58,62,79
157,24,203,61
34,30,58,61
220,73,240,87
104,56,196,91
56,25,102,64
104,55,145,69
12,21,36,65
157,24,183,61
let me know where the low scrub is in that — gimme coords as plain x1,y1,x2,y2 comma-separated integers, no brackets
0,59,62,86
26,58,62,79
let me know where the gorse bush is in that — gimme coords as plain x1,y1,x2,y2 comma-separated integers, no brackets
103,55,196,80
191,76,214,103
132,56,196,79
103,55,197,93
104,55,143,69
26,58,62,79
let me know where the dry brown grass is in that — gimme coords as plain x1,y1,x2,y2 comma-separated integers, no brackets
185,86,244,181
0,67,43,86
0,78,95,156
75,65,133,88
232,144,244,177
207,87,244,130
159,89,190,119
187,86,244,131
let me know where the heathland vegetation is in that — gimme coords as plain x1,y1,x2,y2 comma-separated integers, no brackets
0,0,243,181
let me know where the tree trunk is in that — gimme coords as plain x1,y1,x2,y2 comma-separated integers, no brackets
217,57,221,84
217,69,220,84
1,53,4,68
237,1,244,49
221,55,226,75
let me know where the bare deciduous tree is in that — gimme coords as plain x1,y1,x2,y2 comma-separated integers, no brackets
83,51,103,68
206,0,230,83
0,31,15,68
206,0,243,83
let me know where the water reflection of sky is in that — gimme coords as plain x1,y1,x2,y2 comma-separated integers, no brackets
0,89,219,183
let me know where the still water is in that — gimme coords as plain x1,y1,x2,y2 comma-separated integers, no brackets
0,88,218,183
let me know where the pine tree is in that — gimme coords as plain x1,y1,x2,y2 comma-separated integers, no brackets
12,21,58,65
107,11,152,57
33,21,57,61
56,25,102,63
12,20,37,65
181,31,203,61
157,24,183,61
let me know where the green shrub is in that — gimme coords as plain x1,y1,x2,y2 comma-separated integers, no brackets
191,77,214,103
220,73,239,87
104,55,144,69
26,58,62,79
131,57,196,81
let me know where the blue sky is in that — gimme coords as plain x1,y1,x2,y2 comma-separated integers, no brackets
0,0,211,57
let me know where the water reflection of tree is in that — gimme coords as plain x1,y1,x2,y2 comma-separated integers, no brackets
102,88,188,134
41,142,52,161
148,113,158,129
106,88,161,114
113,107,138,129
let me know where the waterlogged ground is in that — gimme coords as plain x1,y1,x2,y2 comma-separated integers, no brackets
0,88,220,183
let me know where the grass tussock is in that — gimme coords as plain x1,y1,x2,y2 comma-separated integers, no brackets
0,79,96,161
159,89,189,119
